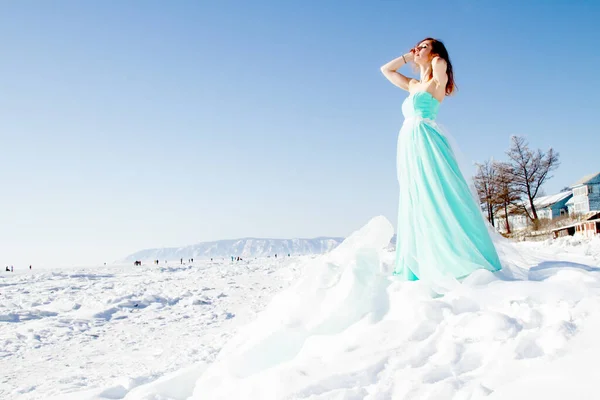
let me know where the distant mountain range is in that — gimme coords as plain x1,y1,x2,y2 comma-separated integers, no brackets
122,237,346,262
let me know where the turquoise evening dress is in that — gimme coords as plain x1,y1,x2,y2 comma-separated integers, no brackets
394,91,502,281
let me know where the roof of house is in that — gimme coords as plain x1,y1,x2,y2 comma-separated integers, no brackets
583,211,600,220
534,191,573,209
570,172,600,187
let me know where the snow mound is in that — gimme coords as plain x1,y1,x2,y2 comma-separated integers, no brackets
41,217,600,400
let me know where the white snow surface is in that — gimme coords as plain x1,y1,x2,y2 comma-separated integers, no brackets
2,216,600,400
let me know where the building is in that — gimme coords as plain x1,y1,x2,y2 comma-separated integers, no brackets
566,172,600,215
494,191,572,232
552,212,600,238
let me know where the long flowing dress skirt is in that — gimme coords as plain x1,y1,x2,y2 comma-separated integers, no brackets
394,118,502,281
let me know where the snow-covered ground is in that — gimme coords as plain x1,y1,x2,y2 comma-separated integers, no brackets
2,217,600,400
0,256,306,399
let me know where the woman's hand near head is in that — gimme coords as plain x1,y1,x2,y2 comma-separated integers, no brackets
380,51,417,91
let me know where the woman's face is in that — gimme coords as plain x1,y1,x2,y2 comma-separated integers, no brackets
413,41,433,64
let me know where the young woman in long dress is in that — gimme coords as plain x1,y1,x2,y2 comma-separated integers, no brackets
380,38,502,282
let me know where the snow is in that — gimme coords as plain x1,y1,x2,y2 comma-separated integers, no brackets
2,216,600,400
0,258,306,398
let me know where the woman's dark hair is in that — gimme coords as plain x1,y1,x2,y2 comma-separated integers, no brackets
416,37,456,95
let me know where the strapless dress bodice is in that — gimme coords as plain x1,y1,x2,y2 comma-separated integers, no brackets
402,91,440,121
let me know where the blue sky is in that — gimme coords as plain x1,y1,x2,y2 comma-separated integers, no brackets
1,1,598,267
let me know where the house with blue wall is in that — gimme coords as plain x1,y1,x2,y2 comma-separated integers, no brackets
494,191,572,232
566,172,600,215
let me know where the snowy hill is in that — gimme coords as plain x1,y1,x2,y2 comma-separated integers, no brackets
122,237,344,262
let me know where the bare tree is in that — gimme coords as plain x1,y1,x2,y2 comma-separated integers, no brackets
494,162,521,234
474,160,497,226
506,136,560,221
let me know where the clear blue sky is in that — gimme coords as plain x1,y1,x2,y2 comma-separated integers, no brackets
1,1,598,267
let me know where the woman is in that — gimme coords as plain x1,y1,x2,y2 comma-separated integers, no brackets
381,38,501,281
